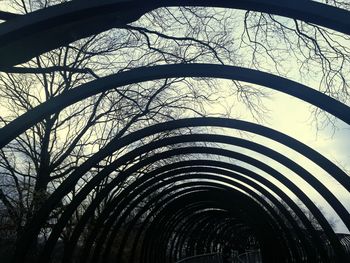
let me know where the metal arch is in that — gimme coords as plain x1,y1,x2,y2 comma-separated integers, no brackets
19,138,344,262
63,177,234,260
0,0,349,66
108,169,302,262
89,186,225,263
124,190,225,263
133,190,228,263
162,211,224,261
0,1,349,262
169,212,228,260
102,165,333,261
13,117,350,236
136,183,297,262
0,11,18,21
120,193,227,262
169,201,276,262
46,135,348,262
88,187,216,263
41,137,334,262
2,64,350,150
140,205,227,261
198,220,251,257
110,178,285,263
17,118,350,263
169,212,239,259
63,128,350,260
143,203,231,262
2,66,349,253
114,194,228,262
83,164,316,262
40,133,349,255
189,218,240,256
158,207,251,261
134,182,296,263
131,188,276,263
158,208,244,262
92,183,277,263
85,169,299,263
196,217,251,254
141,194,222,263
144,134,350,231
72,161,296,263
135,198,231,263
146,192,284,263
74,168,298,263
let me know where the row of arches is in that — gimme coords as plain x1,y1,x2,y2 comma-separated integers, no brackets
0,1,349,262
6,118,349,262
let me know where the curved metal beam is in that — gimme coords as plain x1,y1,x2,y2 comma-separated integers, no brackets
0,0,349,66
75,173,297,263
42,134,350,253
137,201,228,262
134,181,300,263
132,196,230,263
132,186,281,263
107,165,336,261
95,177,298,263
115,174,301,262
137,191,287,263
169,212,226,260
157,208,242,262
144,195,220,262
111,180,283,263
1,64,350,149
82,163,319,263
63,129,350,259
164,211,239,260
15,118,350,263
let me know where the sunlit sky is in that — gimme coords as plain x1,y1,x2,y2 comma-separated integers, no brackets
226,88,350,233
269,92,350,233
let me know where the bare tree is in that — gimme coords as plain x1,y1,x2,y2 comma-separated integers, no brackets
0,0,244,254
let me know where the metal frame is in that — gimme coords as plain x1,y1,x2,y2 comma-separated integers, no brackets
10,118,350,262
86,175,296,262
112,181,292,263
1,0,349,67
1,63,350,149
88,161,336,262
0,1,349,262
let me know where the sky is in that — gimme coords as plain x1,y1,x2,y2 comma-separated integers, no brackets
231,89,350,233
270,93,350,233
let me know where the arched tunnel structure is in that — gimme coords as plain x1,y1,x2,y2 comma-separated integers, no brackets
0,1,350,263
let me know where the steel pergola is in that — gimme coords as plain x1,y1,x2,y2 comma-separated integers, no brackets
0,1,349,262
